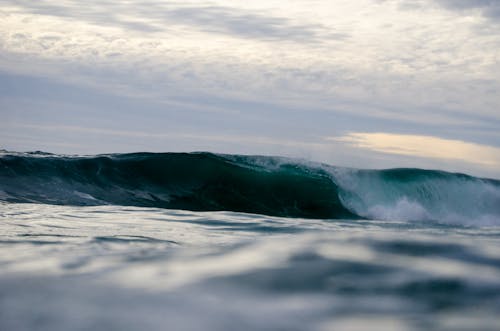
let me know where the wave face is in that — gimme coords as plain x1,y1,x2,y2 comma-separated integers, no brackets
1,151,499,224
334,168,500,226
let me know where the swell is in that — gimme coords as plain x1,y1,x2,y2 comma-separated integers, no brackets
0,152,356,219
1,151,499,224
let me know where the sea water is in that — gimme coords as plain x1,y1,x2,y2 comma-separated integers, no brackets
1,152,500,330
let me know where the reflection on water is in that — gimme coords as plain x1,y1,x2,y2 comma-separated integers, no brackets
1,203,500,331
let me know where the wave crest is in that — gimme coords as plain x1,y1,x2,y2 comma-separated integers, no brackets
1,152,499,225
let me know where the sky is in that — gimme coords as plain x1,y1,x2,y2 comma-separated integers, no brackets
1,0,499,178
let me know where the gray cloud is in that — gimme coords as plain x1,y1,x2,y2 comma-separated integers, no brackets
155,6,344,43
6,0,342,43
427,0,500,22
435,0,500,17
395,0,500,21
2,0,499,178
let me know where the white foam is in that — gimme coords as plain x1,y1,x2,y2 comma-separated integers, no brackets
328,167,500,226
73,191,97,201
365,197,431,221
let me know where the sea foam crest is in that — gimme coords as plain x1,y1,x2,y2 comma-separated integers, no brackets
329,167,500,226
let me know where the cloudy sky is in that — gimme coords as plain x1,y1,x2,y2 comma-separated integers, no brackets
1,0,499,178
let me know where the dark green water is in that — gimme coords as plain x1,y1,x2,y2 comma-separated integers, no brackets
1,151,499,224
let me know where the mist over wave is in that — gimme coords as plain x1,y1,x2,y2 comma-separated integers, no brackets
1,151,499,226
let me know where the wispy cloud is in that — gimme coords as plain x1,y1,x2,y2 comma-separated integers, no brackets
332,132,500,168
1,1,499,178
434,0,500,21
3,0,337,43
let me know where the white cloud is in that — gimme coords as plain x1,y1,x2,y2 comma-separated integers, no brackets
0,0,499,177
333,132,500,168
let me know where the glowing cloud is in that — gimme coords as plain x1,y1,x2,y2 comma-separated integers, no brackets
333,133,500,168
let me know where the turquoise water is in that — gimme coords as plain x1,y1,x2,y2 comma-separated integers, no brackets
1,151,499,223
1,152,500,330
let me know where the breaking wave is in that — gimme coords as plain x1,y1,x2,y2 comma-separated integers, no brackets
1,151,499,225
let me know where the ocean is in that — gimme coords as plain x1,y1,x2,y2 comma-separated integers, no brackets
1,151,500,331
